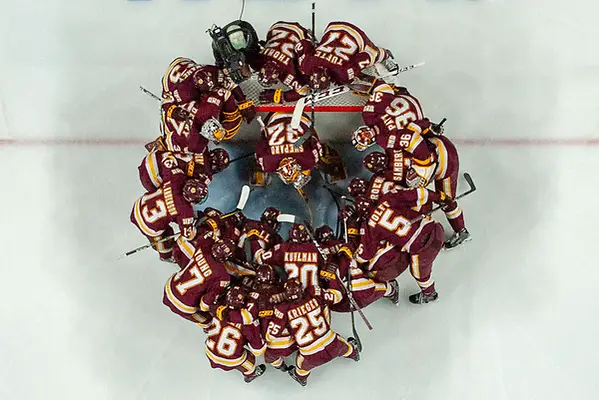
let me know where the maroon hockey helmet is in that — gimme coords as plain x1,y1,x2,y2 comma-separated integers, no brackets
209,148,230,174
193,69,216,92
289,223,311,244
226,286,246,309
260,207,281,231
315,225,335,244
204,207,223,218
211,239,236,262
354,195,374,218
283,278,303,302
258,60,280,87
182,178,209,204
229,212,247,229
256,264,276,285
363,151,387,175
348,177,368,198
309,67,331,91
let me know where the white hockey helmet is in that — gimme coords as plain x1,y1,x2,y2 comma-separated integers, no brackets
200,118,227,143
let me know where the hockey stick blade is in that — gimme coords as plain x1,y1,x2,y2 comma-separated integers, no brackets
236,185,251,210
292,128,314,149
277,213,300,224
463,172,476,194
290,97,307,129
409,172,476,224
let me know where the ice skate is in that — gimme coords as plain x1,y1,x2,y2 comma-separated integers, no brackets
287,367,308,386
384,279,400,306
244,364,266,383
347,337,361,362
444,228,471,250
409,290,439,305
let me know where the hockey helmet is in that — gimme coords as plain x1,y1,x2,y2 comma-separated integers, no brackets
261,207,281,231
182,178,209,204
209,148,230,174
352,125,376,152
348,177,368,197
289,223,311,244
200,118,227,143
363,151,387,175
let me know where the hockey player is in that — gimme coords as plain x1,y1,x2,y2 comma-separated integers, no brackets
236,207,283,264
203,286,267,383
163,239,235,325
296,21,393,91
363,135,470,248
138,148,230,192
425,133,471,248
161,57,256,125
173,208,242,270
257,21,311,104
252,111,346,189
245,265,297,371
256,223,325,290
355,188,448,304
130,177,208,262
266,279,360,386
252,111,321,190
348,176,402,204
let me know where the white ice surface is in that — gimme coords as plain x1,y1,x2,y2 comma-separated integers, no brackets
1,0,599,399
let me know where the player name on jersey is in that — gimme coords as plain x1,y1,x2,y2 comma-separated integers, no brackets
287,298,320,320
193,251,213,278
262,48,292,67
283,251,318,263
271,143,304,155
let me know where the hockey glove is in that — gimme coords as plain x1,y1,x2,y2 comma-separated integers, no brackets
238,100,256,123
259,89,283,104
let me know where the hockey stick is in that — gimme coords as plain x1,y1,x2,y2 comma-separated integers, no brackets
140,86,161,101
290,62,425,147
198,185,251,224
230,152,255,163
322,184,354,202
323,185,341,239
276,213,374,331
409,172,476,224
119,185,251,259
118,233,179,259
339,196,363,352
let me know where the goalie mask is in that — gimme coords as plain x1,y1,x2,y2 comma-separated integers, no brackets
276,157,311,189
258,61,280,87
405,155,437,188
309,67,330,91
200,118,227,143
352,126,376,151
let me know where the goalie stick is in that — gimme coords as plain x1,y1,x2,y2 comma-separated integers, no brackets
276,213,374,332
291,62,426,147
409,172,476,224
119,185,251,259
